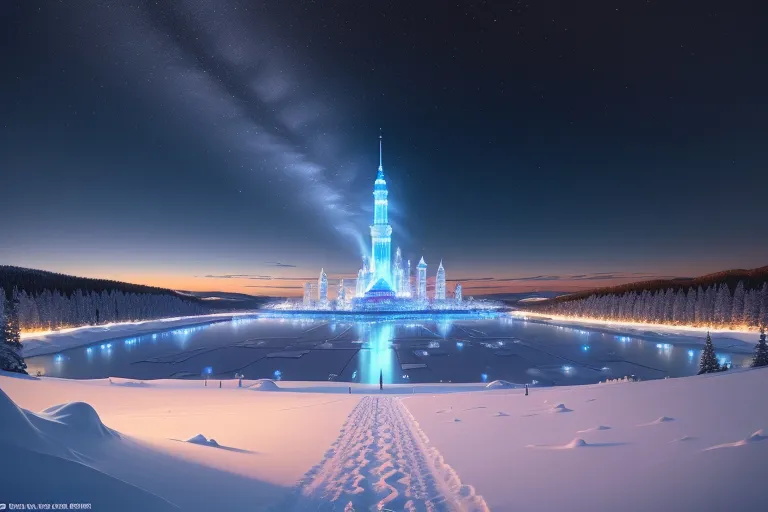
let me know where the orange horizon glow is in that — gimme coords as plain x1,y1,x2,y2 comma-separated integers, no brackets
12,260,757,299
36,271,681,298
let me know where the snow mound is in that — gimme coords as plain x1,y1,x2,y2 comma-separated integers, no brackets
186,434,220,447
639,416,674,426
248,379,280,391
704,430,767,450
0,386,58,453
39,402,118,439
485,380,516,389
527,438,589,450
109,379,149,387
551,403,573,413
577,425,611,433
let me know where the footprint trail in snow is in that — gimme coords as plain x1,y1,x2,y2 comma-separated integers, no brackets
283,396,488,512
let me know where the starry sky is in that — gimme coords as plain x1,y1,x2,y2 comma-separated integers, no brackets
1,1,766,297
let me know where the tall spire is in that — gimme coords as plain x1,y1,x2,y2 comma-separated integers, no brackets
379,129,383,170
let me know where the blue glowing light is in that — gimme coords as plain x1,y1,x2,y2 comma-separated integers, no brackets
581,345,590,351
54,354,63,363
203,366,213,375
86,347,92,353
273,369,282,381
562,365,573,373
688,350,695,357
456,341,464,350
481,373,488,383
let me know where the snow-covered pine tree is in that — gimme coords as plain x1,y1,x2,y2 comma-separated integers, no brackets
714,284,732,326
751,327,768,368
759,283,768,328
698,332,720,374
731,281,745,325
743,290,757,327
0,292,27,374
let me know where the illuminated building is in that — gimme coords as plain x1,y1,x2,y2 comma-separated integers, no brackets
393,247,404,295
369,134,393,287
263,134,504,312
435,260,446,300
406,259,412,297
318,269,328,304
338,278,346,305
417,257,427,300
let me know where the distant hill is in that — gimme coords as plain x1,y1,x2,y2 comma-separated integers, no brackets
0,266,276,309
175,290,273,310
0,266,187,300
529,265,768,307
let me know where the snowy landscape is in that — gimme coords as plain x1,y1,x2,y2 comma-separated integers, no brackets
3,0,768,509
2,359,767,511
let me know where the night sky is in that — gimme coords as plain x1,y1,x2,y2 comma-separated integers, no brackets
2,1,766,297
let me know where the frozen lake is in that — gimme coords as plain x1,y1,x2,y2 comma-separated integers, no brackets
27,314,753,385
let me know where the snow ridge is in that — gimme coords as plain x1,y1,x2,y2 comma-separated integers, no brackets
283,396,488,511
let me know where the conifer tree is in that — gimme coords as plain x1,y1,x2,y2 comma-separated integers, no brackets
0,293,27,374
752,327,768,368
698,331,720,374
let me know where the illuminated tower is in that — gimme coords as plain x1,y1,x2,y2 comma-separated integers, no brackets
406,259,412,297
455,283,462,303
417,257,427,300
338,278,346,304
393,247,403,295
318,268,328,303
303,282,312,306
370,134,393,286
435,260,446,300
356,268,365,297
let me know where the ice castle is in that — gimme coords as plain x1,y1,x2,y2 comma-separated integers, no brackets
273,134,497,312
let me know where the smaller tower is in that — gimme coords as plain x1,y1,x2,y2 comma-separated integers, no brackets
356,269,365,297
303,282,312,306
318,269,328,304
338,278,346,305
435,260,446,300
455,283,463,303
393,247,403,295
406,259,412,297
417,257,428,300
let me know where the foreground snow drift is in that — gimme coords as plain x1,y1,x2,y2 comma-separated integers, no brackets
2,369,768,511
404,367,768,511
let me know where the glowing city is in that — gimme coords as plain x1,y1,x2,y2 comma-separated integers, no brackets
270,136,497,313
